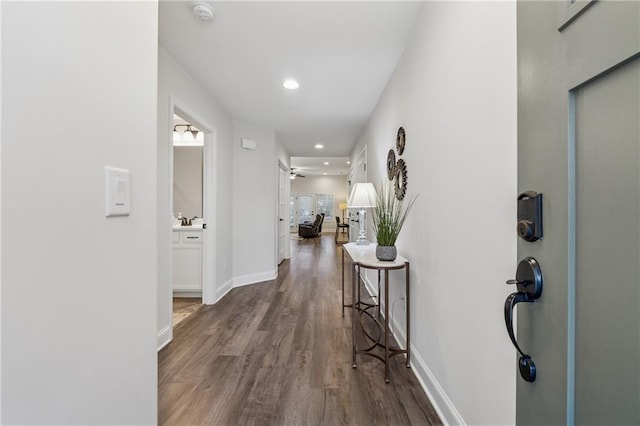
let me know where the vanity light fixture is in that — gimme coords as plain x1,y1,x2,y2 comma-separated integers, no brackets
283,78,300,90
174,123,199,138
182,129,195,143
173,124,204,146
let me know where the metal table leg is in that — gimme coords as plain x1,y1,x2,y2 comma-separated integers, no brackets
351,262,357,368
377,269,381,318
406,262,411,368
341,248,345,317
384,269,390,383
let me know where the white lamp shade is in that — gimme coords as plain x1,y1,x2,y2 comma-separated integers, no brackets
347,182,377,208
181,130,194,142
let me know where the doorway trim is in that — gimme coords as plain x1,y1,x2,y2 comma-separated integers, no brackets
349,145,367,242
276,161,290,266
167,96,218,329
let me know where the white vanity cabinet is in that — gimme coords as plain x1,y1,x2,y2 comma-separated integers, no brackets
172,227,203,295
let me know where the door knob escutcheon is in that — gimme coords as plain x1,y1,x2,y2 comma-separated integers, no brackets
504,257,543,382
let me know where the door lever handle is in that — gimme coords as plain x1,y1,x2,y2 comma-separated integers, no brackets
504,257,543,382
504,292,537,382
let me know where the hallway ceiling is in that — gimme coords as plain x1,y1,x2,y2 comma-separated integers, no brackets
291,156,351,176
158,1,423,158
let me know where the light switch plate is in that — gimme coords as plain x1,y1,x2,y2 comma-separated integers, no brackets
105,166,130,217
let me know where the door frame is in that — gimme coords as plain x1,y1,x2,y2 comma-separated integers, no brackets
276,161,289,265
168,97,218,315
349,145,367,242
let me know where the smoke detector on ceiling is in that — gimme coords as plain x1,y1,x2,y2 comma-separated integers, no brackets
192,3,215,22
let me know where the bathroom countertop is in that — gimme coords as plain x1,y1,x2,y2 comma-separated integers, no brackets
172,224,204,231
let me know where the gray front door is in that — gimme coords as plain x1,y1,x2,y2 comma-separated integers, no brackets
517,1,639,424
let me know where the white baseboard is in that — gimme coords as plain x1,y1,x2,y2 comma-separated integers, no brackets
157,325,172,352
232,269,277,288
389,301,406,346
410,346,466,425
362,273,379,302
362,273,464,426
215,279,233,303
173,290,202,298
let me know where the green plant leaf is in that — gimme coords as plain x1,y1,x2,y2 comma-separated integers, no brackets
371,181,417,246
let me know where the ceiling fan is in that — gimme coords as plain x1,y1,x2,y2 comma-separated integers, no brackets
290,168,306,179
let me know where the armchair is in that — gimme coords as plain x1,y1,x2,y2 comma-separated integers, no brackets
298,213,325,238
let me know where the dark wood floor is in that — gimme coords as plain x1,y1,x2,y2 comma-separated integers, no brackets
158,235,441,425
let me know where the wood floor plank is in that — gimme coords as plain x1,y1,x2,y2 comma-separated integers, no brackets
158,234,442,425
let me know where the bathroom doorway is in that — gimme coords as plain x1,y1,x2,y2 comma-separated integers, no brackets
171,113,204,325
168,105,217,333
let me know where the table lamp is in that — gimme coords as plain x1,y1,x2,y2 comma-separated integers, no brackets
339,202,348,223
347,182,377,245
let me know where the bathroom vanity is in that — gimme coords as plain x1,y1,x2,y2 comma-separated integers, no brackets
172,225,203,297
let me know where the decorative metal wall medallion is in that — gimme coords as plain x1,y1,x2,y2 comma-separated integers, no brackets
396,127,406,155
387,149,396,180
395,159,407,200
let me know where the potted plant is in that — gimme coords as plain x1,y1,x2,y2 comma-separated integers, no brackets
372,181,417,261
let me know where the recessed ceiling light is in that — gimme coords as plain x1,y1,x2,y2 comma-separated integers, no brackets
315,144,324,149
323,172,327,175
283,79,299,90
347,161,351,164
324,162,329,165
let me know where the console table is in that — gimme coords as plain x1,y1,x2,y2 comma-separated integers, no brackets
341,243,410,382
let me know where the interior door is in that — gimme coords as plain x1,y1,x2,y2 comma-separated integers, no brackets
516,1,639,424
349,146,367,242
347,167,355,240
278,165,287,265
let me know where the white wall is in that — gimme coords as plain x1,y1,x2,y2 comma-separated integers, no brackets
291,175,349,231
232,121,281,285
351,2,517,424
158,46,234,347
275,134,290,172
173,146,203,218
1,2,158,423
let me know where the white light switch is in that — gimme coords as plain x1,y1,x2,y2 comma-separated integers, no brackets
105,166,130,217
